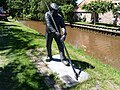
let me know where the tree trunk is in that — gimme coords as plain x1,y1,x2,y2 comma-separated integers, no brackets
113,14,118,25
94,12,96,25
91,12,99,25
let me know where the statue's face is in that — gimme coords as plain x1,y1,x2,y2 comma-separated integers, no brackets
52,9,58,16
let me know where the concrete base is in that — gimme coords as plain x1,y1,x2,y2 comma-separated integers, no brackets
43,54,90,87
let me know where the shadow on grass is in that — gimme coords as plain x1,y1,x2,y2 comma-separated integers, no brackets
51,58,95,70
0,22,45,51
0,60,48,90
0,22,49,90
72,60,95,71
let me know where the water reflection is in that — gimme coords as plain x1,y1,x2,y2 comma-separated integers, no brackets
20,21,120,69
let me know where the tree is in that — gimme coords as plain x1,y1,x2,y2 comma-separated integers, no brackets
82,0,114,24
112,6,120,25
7,0,27,18
0,0,7,10
61,4,74,23
36,0,75,21
6,0,75,21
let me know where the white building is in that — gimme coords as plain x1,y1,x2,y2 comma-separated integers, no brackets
75,0,120,25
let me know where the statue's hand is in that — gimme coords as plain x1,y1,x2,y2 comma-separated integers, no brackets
60,35,66,42
55,32,60,37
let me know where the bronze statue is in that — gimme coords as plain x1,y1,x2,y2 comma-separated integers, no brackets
45,3,69,66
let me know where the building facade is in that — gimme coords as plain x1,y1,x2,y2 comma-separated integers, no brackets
75,0,120,25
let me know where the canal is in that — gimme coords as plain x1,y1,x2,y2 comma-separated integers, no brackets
20,21,120,70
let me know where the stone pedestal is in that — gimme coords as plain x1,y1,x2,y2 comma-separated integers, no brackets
44,54,90,87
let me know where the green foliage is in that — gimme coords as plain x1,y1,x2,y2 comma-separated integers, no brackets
112,6,120,15
82,0,114,14
0,0,7,9
111,6,120,25
6,0,75,21
61,4,74,23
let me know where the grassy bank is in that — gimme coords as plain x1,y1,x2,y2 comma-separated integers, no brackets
0,19,48,90
0,19,120,90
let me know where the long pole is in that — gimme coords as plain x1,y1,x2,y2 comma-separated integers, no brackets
45,2,80,80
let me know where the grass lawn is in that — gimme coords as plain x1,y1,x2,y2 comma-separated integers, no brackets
0,19,120,90
0,19,49,90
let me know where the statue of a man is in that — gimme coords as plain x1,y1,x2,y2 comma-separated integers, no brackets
45,3,69,66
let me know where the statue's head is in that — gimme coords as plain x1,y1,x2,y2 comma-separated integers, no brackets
50,3,59,15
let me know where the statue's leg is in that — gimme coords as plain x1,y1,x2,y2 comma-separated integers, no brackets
54,34,70,66
46,33,54,58
54,34,65,60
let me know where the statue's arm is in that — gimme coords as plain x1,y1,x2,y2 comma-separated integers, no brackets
60,17,67,36
45,12,56,33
